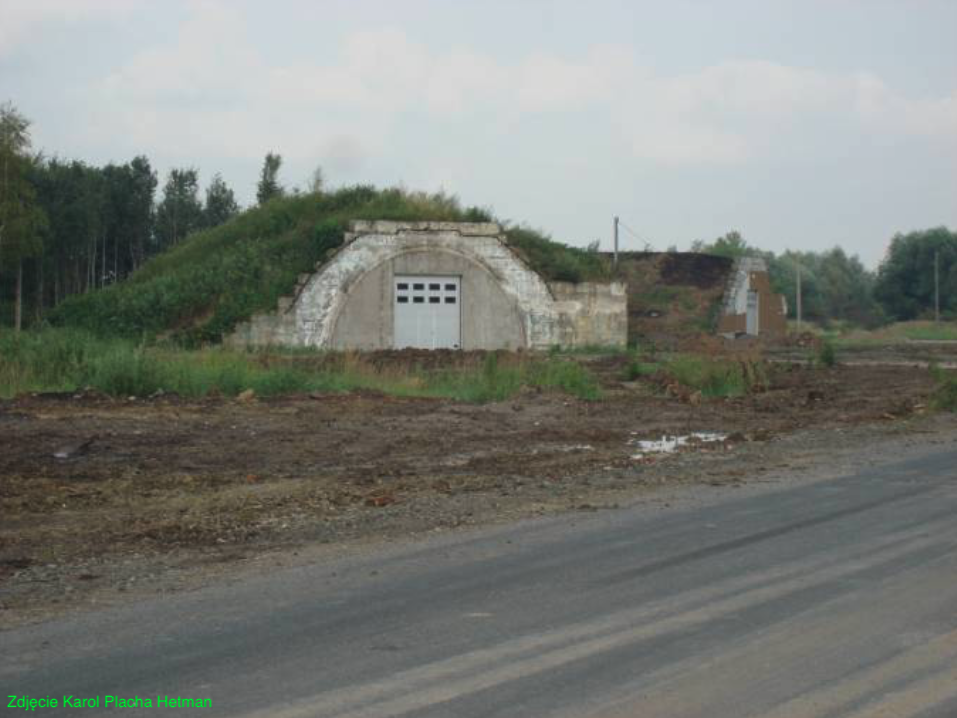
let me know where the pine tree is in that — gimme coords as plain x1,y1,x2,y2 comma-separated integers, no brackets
155,168,202,248
203,173,239,228
256,152,284,204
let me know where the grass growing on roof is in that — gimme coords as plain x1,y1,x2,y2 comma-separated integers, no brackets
505,227,610,283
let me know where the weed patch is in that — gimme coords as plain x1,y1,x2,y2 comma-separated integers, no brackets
930,365,957,411
427,352,600,402
624,359,660,381
833,321,957,348
902,323,957,341
663,354,769,397
816,340,838,367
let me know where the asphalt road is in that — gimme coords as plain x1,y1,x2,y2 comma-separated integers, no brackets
4,444,957,717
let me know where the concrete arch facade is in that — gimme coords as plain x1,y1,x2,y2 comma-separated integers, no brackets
295,221,559,350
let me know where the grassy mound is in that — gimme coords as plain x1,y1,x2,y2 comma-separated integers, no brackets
49,186,607,346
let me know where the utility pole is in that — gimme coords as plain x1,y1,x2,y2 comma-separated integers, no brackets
796,258,803,333
613,216,619,269
935,250,940,323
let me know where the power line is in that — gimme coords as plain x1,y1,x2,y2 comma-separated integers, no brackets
616,219,655,251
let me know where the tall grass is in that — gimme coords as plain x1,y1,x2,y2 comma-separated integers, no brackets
901,322,957,341
832,321,957,348
663,354,769,397
0,328,96,394
624,358,660,381
0,329,312,398
0,330,601,402
930,364,957,412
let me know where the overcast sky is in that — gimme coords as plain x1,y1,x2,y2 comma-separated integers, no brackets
2,0,955,266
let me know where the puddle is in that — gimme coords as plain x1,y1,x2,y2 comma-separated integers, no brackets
629,432,727,459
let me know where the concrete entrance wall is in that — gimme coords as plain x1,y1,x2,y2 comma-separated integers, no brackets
227,221,628,350
329,244,528,350
717,257,788,338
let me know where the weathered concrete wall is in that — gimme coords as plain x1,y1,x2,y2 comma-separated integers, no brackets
329,248,526,350
227,221,627,350
550,281,628,347
718,257,788,338
226,292,300,349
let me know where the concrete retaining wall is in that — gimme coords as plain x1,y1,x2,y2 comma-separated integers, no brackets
549,281,629,347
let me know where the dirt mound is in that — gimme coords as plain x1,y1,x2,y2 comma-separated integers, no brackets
611,252,734,345
659,253,733,288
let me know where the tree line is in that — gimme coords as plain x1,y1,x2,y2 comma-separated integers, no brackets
693,227,957,328
0,102,293,330
3,99,954,332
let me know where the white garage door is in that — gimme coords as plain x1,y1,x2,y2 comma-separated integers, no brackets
394,275,461,349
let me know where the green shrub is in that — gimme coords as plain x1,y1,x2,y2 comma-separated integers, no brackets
631,286,679,313
624,359,660,381
933,380,957,411
693,300,725,332
817,340,837,367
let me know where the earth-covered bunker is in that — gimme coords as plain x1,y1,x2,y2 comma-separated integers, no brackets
228,221,627,350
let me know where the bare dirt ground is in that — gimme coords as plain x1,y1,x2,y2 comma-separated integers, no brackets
771,338,957,368
0,354,951,627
